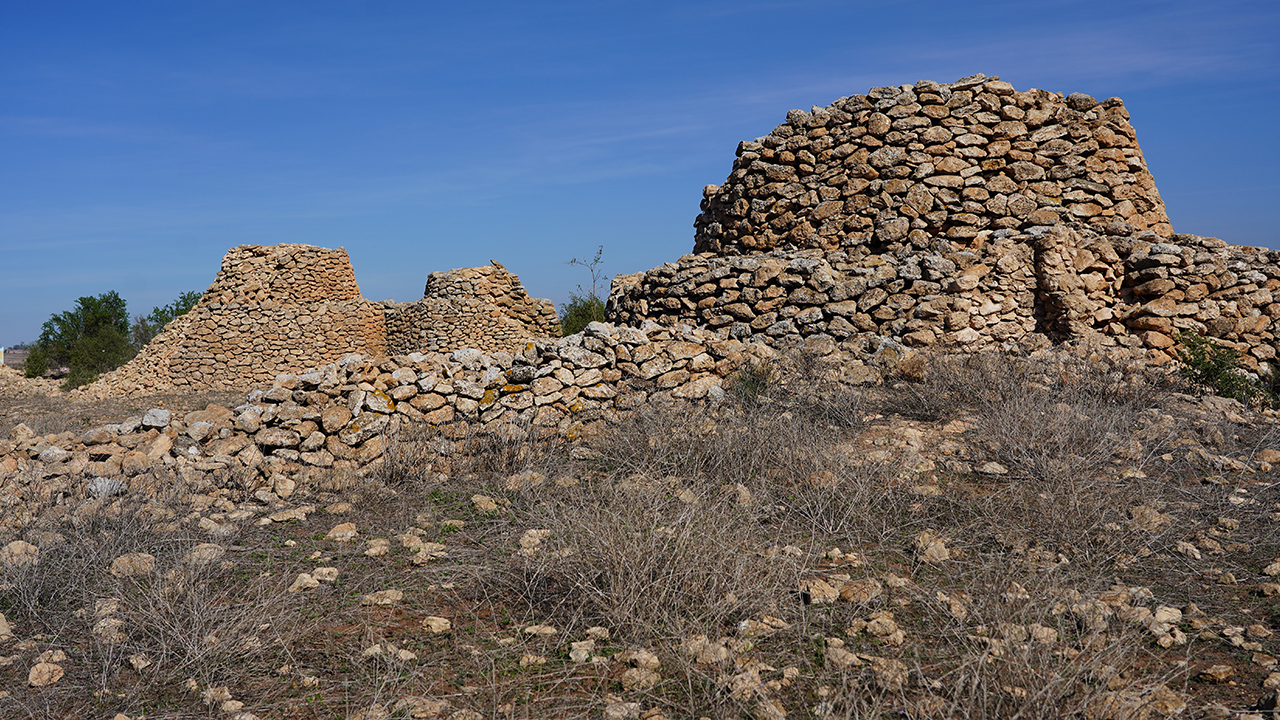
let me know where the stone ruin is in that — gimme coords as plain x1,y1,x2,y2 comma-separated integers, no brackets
7,73,1280,516
96,244,387,394
693,72,1170,254
88,245,559,395
50,74,1280,401
0,322,754,519
610,74,1280,371
384,261,560,356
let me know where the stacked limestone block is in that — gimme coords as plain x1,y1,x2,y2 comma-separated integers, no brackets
86,245,388,396
0,323,778,531
609,240,1054,354
610,222,1280,368
693,73,1171,256
383,261,561,355
1118,235,1280,371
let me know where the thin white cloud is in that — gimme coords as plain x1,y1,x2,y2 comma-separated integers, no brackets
0,116,245,153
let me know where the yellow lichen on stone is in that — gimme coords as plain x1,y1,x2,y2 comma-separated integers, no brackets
372,390,395,412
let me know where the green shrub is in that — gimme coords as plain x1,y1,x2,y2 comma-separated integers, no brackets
559,292,605,336
64,325,133,388
22,344,49,377
25,291,134,389
560,245,607,336
1173,330,1270,405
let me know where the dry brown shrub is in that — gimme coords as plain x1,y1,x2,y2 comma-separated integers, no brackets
874,351,1192,569
885,352,1176,477
481,480,806,640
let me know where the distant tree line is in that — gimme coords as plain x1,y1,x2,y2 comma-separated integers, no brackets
24,289,202,389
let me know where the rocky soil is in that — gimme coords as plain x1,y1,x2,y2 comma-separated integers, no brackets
0,349,1278,719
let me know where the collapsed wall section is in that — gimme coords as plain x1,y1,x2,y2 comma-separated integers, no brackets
694,73,1171,256
383,261,561,355
89,245,388,395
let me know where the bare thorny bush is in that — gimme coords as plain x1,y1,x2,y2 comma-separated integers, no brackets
376,414,572,490
495,486,806,639
1,503,312,718
886,352,1179,478
882,352,1198,566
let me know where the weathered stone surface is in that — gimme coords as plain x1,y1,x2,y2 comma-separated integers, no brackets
109,552,156,578
422,616,452,634
37,446,71,464
359,589,404,606
186,543,226,566
287,573,320,593
384,261,560,356
28,662,64,687
0,540,39,568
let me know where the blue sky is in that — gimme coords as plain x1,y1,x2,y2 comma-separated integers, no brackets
2,0,1277,346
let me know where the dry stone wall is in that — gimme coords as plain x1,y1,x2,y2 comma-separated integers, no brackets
611,224,1280,369
81,247,561,396
693,73,1171,256
88,245,388,396
0,322,776,529
384,261,561,355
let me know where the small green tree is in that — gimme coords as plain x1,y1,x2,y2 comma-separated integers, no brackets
131,289,203,350
560,245,607,336
25,291,134,388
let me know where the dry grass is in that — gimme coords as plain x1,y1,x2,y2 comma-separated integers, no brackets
0,501,313,718
3,348,1278,718
0,386,244,439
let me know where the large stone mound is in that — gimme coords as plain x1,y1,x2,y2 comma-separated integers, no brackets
89,244,388,395
693,73,1170,256
610,75,1280,370
383,261,561,355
